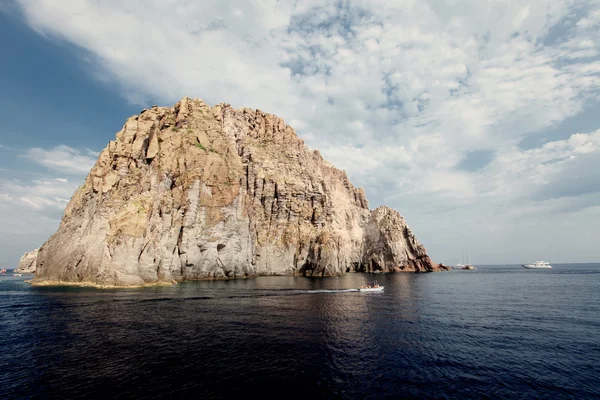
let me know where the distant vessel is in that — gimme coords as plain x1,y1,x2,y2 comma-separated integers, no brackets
455,251,475,270
464,253,475,269
13,273,22,277
522,261,552,269
0,269,6,274
358,281,384,292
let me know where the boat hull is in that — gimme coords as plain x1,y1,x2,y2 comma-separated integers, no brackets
358,287,384,292
521,265,552,269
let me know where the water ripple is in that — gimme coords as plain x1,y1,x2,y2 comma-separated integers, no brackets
1,265,599,399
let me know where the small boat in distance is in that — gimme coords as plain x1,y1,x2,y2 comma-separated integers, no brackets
358,280,384,292
0,269,6,274
522,261,552,269
463,253,475,269
455,251,475,269
13,273,22,277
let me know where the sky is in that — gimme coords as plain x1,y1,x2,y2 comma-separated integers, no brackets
1,0,599,267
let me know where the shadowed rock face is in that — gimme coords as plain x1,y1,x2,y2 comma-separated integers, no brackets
29,97,441,286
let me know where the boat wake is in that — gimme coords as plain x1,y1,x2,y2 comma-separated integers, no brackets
256,288,359,294
290,289,359,294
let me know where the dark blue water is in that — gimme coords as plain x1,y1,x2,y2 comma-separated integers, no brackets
1,264,599,399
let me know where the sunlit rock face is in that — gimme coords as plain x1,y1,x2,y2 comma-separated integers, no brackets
15,248,38,274
28,97,440,287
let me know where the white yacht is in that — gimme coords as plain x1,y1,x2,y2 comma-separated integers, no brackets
522,261,552,269
454,251,475,269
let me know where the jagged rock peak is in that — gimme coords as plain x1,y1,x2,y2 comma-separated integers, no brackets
26,97,441,287
15,248,38,274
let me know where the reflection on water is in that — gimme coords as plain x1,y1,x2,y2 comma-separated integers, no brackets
1,265,600,399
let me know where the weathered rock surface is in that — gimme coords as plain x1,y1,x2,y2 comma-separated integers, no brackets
15,248,38,273
28,97,441,287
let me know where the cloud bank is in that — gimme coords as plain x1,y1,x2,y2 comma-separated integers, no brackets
9,0,600,263
0,145,91,266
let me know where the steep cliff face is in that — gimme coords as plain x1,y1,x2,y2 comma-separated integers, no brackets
15,248,38,274
30,97,440,287
362,207,434,272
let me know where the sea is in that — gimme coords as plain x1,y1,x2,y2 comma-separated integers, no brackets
1,264,599,399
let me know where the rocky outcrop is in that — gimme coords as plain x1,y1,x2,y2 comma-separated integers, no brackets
15,248,38,274
27,97,441,287
362,207,436,272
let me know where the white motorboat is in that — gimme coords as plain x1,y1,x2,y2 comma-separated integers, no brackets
522,261,552,269
13,273,22,277
358,281,384,292
359,286,384,292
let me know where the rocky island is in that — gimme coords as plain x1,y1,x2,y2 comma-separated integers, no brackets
15,248,38,274
24,97,444,287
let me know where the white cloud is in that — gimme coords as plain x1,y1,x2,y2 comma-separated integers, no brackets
0,176,82,264
86,148,100,157
0,143,94,266
484,129,600,204
0,176,82,268
4,144,95,214
0,178,78,213
11,0,600,263
576,9,600,28
21,145,98,175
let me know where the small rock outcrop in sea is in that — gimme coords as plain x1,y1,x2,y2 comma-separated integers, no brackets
25,97,442,287
15,248,38,274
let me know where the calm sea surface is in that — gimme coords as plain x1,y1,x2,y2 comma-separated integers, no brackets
1,264,599,399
